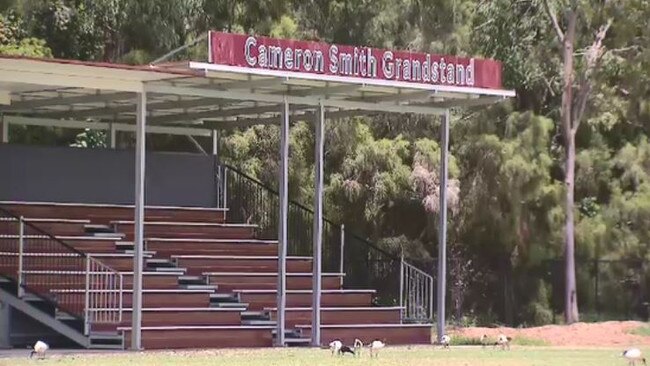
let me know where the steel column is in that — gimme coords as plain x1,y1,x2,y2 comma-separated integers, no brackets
109,122,116,148
339,224,345,288
17,216,24,298
275,96,289,346
212,129,219,157
311,101,325,346
131,90,146,350
1,115,7,143
436,110,450,342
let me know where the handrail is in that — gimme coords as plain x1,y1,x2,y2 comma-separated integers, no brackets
216,163,433,322
0,205,123,334
219,163,400,261
0,206,86,257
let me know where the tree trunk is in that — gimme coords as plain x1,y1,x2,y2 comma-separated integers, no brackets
562,10,580,324
564,135,579,323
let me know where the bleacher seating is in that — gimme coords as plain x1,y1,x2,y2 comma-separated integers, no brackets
0,201,432,349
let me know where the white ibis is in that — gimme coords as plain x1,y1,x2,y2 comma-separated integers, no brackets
495,334,511,351
440,335,451,349
29,340,49,359
369,339,385,358
353,338,363,356
623,348,647,365
329,339,342,356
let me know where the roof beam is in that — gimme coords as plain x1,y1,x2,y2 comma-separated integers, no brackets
4,91,134,111
145,83,445,115
40,96,229,119
0,70,143,93
3,115,213,137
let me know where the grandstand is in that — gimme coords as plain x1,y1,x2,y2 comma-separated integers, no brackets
0,32,513,349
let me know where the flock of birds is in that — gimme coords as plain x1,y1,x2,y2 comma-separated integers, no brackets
25,338,648,365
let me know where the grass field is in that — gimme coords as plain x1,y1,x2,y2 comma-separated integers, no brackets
0,346,644,366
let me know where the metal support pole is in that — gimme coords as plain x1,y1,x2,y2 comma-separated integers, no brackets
131,90,146,350
109,122,116,149
339,224,345,288
84,257,91,335
212,129,219,157
1,115,7,143
436,110,450,341
17,216,24,298
311,101,324,347
399,249,404,323
275,96,289,347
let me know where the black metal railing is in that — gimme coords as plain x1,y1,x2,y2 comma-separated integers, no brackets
0,206,122,333
216,164,341,272
215,163,434,323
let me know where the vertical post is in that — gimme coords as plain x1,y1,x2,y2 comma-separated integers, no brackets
131,90,146,351
399,249,404,323
1,115,7,143
109,122,116,149
17,216,24,298
276,96,289,347
311,101,325,347
436,110,450,341
212,129,219,157
84,257,90,335
339,224,345,288
0,298,11,348
118,273,124,323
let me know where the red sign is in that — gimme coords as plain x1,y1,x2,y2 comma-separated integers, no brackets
209,31,503,90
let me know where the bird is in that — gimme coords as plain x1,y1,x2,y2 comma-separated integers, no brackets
494,334,511,351
480,334,489,348
338,345,356,356
440,335,451,349
623,348,647,366
353,338,364,357
369,339,386,358
329,339,342,356
29,340,49,359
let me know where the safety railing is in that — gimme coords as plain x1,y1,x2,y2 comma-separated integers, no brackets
215,163,434,323
400,253,434,323
0,207,123,335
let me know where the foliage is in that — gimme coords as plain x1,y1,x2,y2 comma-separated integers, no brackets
2,0,650,326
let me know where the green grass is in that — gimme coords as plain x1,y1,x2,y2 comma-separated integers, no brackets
628,324,650,337
0,346,641,366
449,335,548,347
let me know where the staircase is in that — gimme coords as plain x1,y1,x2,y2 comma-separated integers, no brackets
0,198,432,349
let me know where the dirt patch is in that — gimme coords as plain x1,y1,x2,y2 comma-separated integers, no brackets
453,321,650,347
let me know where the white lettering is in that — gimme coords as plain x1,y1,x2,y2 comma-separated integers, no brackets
402,59,411,80
258,45,267,67
440,58,447,83
368,49,377,78
412,60,421,81
284,48,294,69
313,50,324,72
383,51,394,79
466,58,475,86
456,64,465,85
329,45,338,73
245,37,257,67
447,64,455,84
339,52,353,75
304,49,313,71
423,55,430,82
269,46,283,68
432,61,439,82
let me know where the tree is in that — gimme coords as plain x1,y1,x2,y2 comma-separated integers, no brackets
543,0,611,324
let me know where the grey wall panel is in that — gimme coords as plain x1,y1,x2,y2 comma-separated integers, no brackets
0,144,216,207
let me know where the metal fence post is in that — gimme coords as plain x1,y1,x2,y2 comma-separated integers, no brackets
84,256,91,336
17,216,24,298
339,225,345,288
399,249,404,323
118,273,123,323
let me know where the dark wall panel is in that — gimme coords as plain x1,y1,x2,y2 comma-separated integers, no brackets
0,144,216,207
